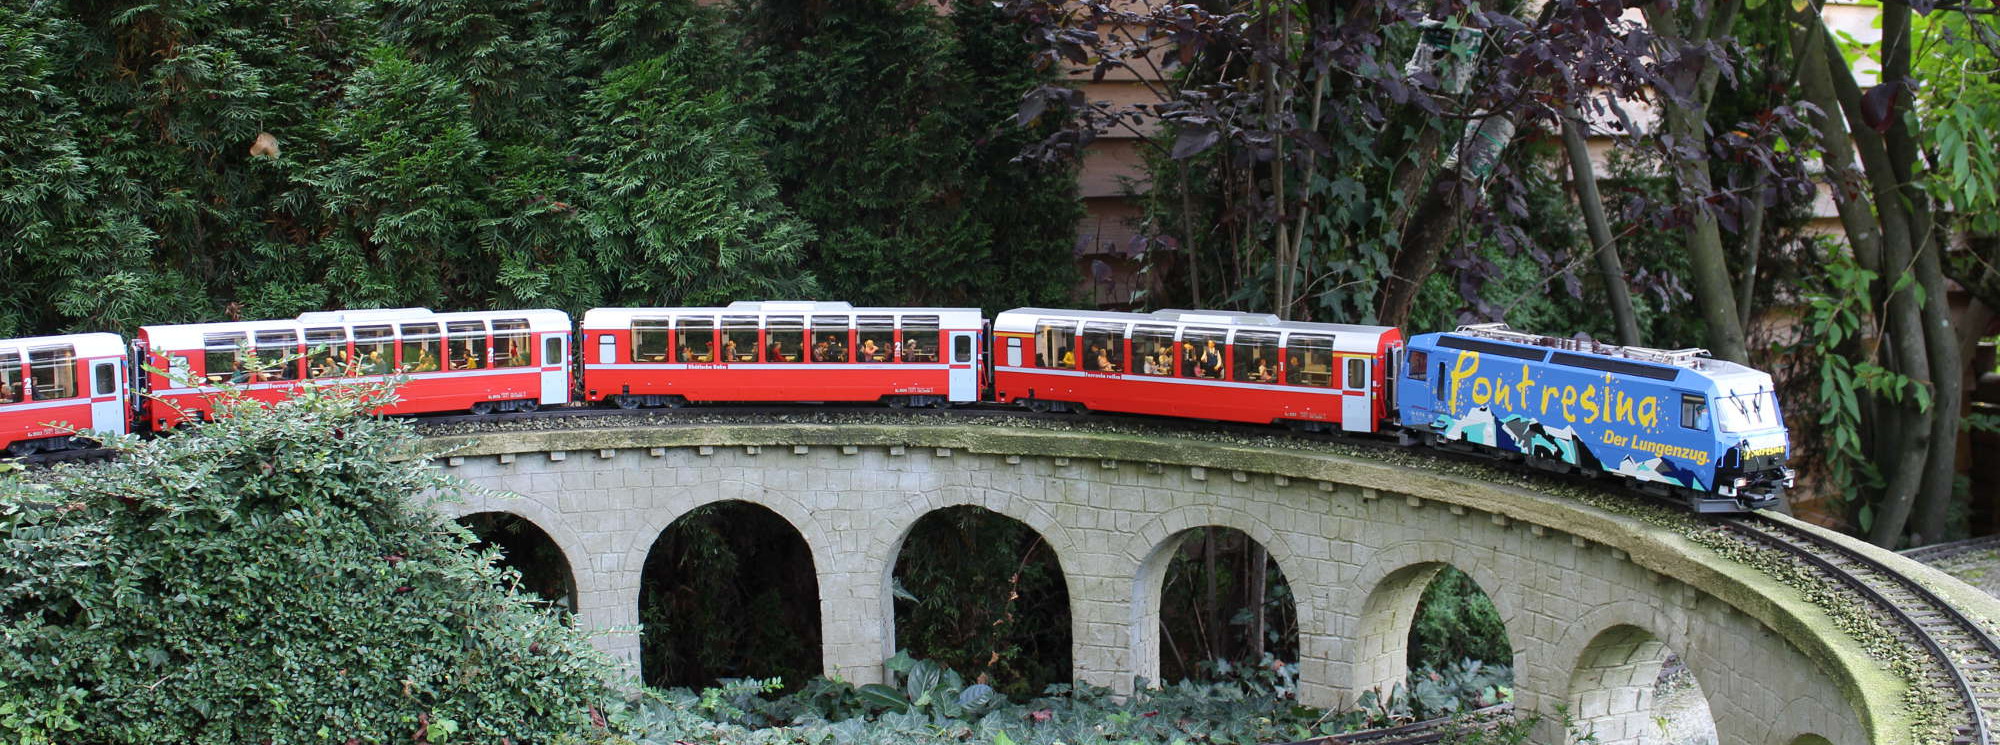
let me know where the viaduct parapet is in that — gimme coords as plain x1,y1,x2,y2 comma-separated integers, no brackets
420,421,1986,745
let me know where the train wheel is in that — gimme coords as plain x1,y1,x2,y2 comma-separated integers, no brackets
469,402,496,416
613,395,642,410
884,396,909,409
1025,399,1052,413
6,439,40,457
517,399,540,413
665,396,687,409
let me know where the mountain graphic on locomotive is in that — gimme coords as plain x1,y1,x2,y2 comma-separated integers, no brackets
0,303,1792,512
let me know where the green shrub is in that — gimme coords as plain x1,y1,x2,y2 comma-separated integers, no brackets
0,386,622,743
1408,567,1512,672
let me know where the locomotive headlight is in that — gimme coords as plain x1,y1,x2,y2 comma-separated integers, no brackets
1733,477,1749,490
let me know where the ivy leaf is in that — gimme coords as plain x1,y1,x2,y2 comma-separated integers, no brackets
1171,124,1222,160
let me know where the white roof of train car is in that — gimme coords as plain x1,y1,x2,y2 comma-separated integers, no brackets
0,332,126,359
140,309,570,350
583,303,983,328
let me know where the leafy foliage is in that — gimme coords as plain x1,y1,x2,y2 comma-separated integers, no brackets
893,507,1070,699
640,501,822,692
743,0,1080,313
0,386,621,743
0,0,815,336
1408,567,1512,673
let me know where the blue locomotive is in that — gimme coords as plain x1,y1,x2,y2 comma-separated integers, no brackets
1396,324,1793,512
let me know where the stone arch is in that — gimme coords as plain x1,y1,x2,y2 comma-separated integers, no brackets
1787,735,1834,745
1346,541,1519,697
457,510,580,611
871,484,1083,669
636,498,823,689
613,486,838,623
433,500,604,622
1123,505,1308,691
1563,624,1671,744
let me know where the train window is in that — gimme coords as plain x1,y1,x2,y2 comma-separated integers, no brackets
354,326,394,375
1230,332,1280,383
446,321,487,371
254,330,302,381
305,327,349,378
631,320,671,363
679,317,716,362
491,319,531,368
857,316,895,363
810,316,849,363
1132,325,1176,376
27,346,76,400
954,334,973,363
1346,357,1367,389
902,316,939,363
203,332,249,384
0,350,20,403
1680,394,1710,431
1182,328,1225,379
1082,322,1126,373
1034,320,1078,369
400,323,443,373
94,362,116,396
767,316,805,363
1286,335,1334,387
722,316,759,363
1407,350,1429,381
545,337,563,367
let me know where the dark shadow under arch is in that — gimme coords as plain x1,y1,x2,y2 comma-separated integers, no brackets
1156,526,1298,684
894,505,1071,699
458,512,578,613
639,501,822,691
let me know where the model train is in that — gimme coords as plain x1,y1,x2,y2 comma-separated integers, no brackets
0,302,1793,511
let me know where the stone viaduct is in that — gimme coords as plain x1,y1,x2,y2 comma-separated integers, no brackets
419,421,1996,745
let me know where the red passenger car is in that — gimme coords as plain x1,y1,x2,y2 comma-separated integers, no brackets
0,333,129,454
580,302,984,408
137,308,572,429
990,308,1404,432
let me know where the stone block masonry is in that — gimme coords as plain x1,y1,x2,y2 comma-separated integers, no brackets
421,422,1967,745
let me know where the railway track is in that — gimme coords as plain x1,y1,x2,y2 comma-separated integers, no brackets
1718,514,2000,745
1278,704,1514,745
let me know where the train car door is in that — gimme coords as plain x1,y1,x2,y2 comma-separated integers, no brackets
541,334,571,405
948,331,977,402
1341,356,1371,432
88,359,126,436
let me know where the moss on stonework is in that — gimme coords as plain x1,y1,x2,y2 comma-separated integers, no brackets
416,420,1978,745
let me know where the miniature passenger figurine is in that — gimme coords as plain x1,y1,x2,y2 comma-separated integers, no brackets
812,338,830,362
0,380,17,404
1094,347,1117,373
1199,340,1222,378
1251,358,1273,382
230,360,250,384
414,348,439,373
903,338,920,362
768,339,786,362
1059,348,1075,368
860,339,882,362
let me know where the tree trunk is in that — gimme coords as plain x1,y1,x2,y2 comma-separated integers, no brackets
1876,3,1961,545
1645,1,1749,363
1560,111,1641,346
1376,114,1519,329
1815,23,1935,547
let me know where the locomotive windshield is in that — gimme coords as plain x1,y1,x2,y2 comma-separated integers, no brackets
1716,390,1780,432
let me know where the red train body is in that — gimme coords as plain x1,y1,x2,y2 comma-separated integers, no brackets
990,309,1403,432
0,333,129,455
